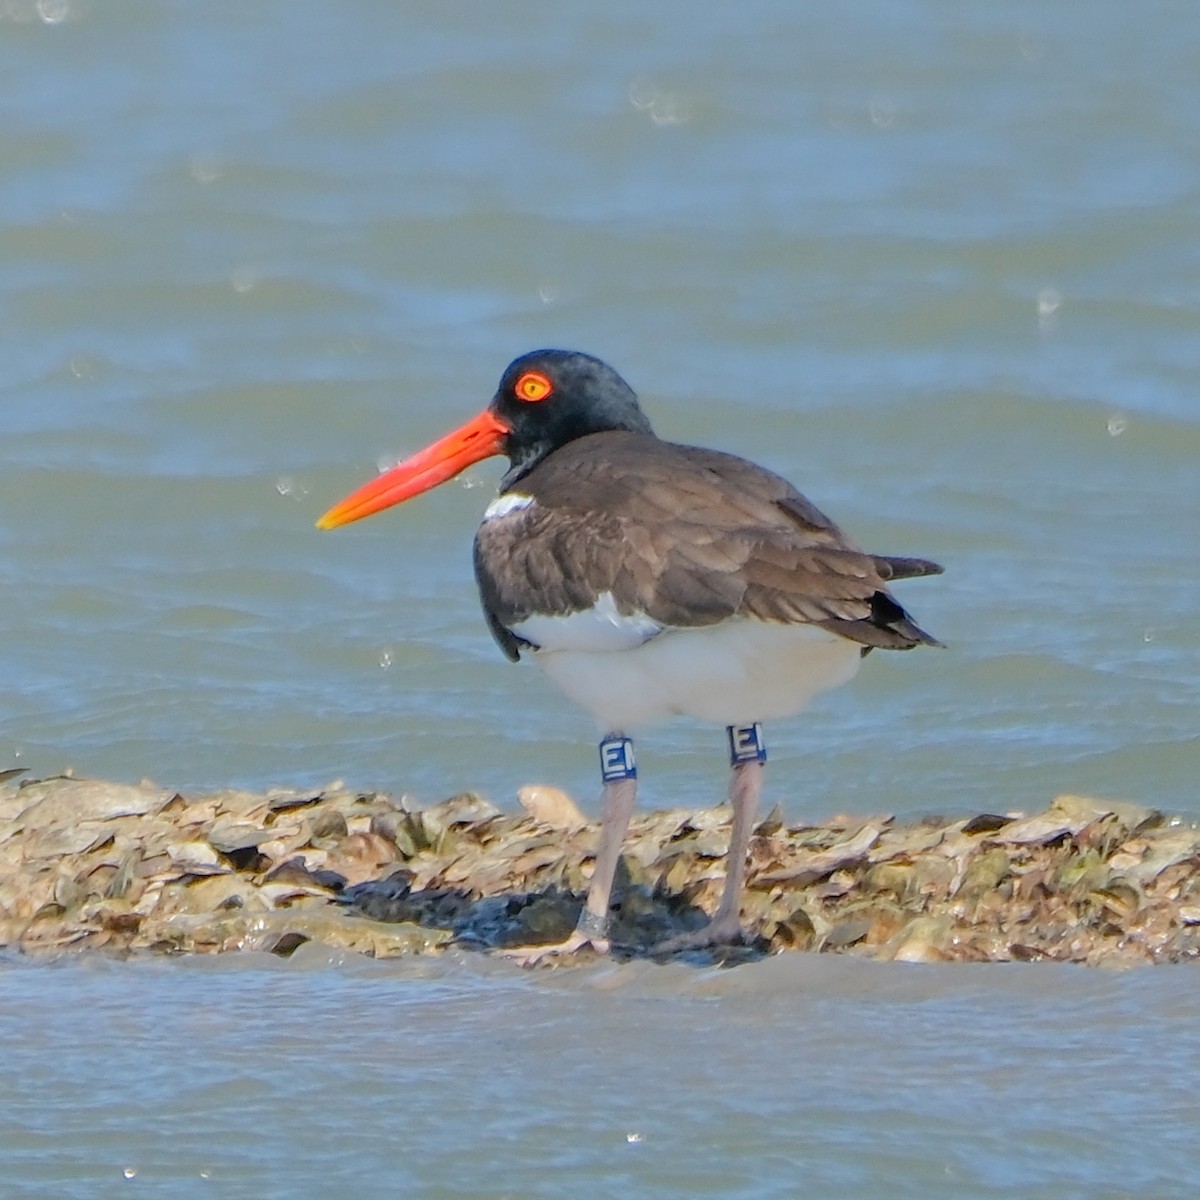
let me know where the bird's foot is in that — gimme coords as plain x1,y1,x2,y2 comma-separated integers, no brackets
655,912,747,954
498,928,609,967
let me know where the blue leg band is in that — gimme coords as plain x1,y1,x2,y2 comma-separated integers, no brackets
727,722,767,766
599,734,637,782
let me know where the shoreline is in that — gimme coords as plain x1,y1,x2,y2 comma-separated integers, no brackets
2,773,1198,967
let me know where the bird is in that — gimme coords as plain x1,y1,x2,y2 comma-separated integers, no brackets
317,349,942,962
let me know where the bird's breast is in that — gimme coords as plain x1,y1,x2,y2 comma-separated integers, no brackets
529,618,864,732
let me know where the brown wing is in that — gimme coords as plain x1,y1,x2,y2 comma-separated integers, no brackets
474,431,942,660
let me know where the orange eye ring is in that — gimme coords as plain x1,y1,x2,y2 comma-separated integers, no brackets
514,370,553,403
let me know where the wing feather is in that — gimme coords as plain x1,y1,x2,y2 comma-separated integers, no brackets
473,431,941,659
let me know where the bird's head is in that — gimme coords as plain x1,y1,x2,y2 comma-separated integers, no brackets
316,350,653,530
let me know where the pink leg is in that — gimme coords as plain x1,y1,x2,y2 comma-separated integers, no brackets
711,759,763,932
657,755,764,952
502,739,638,966
573,774,638,945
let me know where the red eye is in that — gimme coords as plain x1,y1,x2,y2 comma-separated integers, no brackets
514,370,553,402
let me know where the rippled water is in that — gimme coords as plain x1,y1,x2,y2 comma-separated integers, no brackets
2,1,1198,1192
3,952,1200,1199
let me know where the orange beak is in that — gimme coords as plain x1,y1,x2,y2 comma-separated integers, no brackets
316,409,510,530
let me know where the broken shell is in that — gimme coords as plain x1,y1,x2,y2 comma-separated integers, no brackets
517,785,587,830
418,793,502,842
165,841,226,875
2,772,1199,967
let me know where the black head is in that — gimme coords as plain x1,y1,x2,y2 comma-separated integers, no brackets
317,350,656,532
490,350,655,487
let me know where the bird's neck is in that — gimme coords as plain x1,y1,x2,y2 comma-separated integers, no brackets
500,425,658,492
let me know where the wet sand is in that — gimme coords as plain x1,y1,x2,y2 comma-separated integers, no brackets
2,772,1198,967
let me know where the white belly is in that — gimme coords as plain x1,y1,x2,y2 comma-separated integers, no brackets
529,618,863,733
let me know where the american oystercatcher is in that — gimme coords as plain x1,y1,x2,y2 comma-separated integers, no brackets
318,350,942,961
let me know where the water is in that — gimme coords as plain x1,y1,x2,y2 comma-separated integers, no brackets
3,952,1199,1199
1,1,1198,1192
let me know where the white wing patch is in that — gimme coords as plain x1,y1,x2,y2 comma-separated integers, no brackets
510,591,664,652
482,493,534,521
